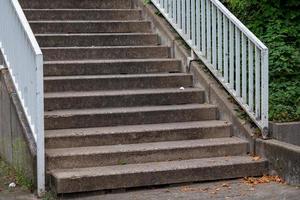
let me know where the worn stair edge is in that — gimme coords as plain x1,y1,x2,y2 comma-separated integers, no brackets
45,120,232,148
20,0,133,9
44,104,218,130
29,21,152,34
50,156,268,193
43,59,182,76
41,46,171,61
44,73,193,92
24,9,142,21
44,88,205,110
36,33,158,47
46,137,248,170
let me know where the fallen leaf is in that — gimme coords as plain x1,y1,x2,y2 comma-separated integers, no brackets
243,175,285,186
252,156,261,161
180,186,196,192
222,183,230,187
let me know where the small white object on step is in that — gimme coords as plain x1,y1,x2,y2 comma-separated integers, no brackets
9,182,16,188
179,87,185,90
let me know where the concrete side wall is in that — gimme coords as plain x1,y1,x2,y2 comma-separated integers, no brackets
0,68,36,184
256,139,300,185
270,122,300,146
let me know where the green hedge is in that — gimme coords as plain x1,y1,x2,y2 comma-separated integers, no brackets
222,0,300,122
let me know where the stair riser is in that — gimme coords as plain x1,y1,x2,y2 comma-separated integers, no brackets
24,10,141,21
44,60,182,76
20,0,132,9
47,143,248,170
45,125,231,149
36,34,158,47
44,107,218,130
42,47,170,61
45,91,205,110
30,22,152,34
44,75,193,92
51,161,268,193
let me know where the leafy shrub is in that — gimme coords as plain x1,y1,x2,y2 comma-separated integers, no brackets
222,0,300,122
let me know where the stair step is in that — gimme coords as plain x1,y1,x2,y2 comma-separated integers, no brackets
44,104,218,130
44,73,193,92
20,0,132,9
50,156,268,193
24,9,142,21
45,120,232,148
43,59,182,76
42,46,170,61
46,137,248,170
45,88,205,110
29,20,152,34
44,86,201,104
36,33,158,47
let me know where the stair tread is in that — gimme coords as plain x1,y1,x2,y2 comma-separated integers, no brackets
29,20,149,23
50,156,267,178
24,9,142,11
45,120,231,138
44,58,181,65
44,104,216,116
36,33,157,36
41,45,168,50
44,88,203,98
44,73,191,80
46,137,246,157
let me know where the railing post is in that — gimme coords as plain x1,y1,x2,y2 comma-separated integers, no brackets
36,54,45,197
261,49,269,138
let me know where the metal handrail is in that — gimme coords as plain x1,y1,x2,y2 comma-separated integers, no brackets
0,0,45,195
151,0,269,136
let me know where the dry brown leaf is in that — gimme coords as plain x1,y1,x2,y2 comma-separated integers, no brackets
252,156,261,161
222,183,230,187
243,175,285,186
180,186,195,192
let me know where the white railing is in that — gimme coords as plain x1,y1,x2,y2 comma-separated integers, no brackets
152,0,269,136
0,0,45,195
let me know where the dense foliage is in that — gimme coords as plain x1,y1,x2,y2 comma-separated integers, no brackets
223,0,300,122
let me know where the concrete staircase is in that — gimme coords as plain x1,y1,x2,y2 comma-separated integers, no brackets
21,0,268,194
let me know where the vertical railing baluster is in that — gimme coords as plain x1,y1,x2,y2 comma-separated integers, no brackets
261,49,269,135
212,5,217,68
182,0,186,35
177,0,182,30
235,27,241,96
223,16,228,82
206,0,211,63
191,0,196,46
201,0,206,54
255,47,261,119
229,22,234,88
173,0,176,23
196,0,201,50
217,9,223,73
242,34,247,103
248,40,254,111
187,0,191,41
